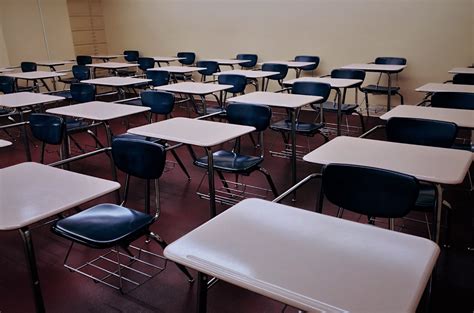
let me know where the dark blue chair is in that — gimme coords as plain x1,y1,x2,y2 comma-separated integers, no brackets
218,74,247,104
29,113,66,163
123,50,140,62
146,70,170,87
0,76,15,94
193,103,279,198
261,63,288,90
21,62,37,72
59,65,91,86
236,54,258,69
452,73,474,85
177,52,196,66
76,55,92,66
51,138,193,292
138,57,155,73
70,83,95,103
196,61,219,82
431,92,474,110
294,55,320,76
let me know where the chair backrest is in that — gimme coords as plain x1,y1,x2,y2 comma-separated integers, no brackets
138,57,155,71
374,57,407,65
218,74,247,94
262,63,288,81
0,76,15,94
331,68,366,81
21,62,37,72
431,92,474,110
29,113,65,145
322,164,419,218
146,70,170,87
70,83,96,103
226,103,272,132
141,90,174,115
294,55,320,71
196,60,219,76
452,73,474,85
72,65,91,81
112,137,166,180
236,54,258,68
386,117,458,148
177,52,196,65
76,55,92,66
123,50,140,62
291,81,331,100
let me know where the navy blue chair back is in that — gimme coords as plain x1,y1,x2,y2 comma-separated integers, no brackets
386,117,458,148
226,103,271,132
177,52,196,65
138,57,155,71
292,81,331,101
331,69,366,81
141,90,174,115
196,61,219,76
21,62,37,72
76,55,92,66
146,70,170,87
294,55,320,71
236,54,258,68
262,63,288,80
72,65,91,81
452,74,474,85
218,74,247,94
29,113,65,145
70,83,96,103
0,76,15,94
124,50,139,62
112,138,166,180
322,164,419,218
431,92,474,110
375,57,407,65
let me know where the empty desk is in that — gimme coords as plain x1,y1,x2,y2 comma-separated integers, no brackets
214,69,279,90
448,67,474,75
5,71,65,92
416,83,474,94
260,60,316,77
81,77,151,99
36,60,74,72
91,54,124,62
153,56,185,67
86,62,139,77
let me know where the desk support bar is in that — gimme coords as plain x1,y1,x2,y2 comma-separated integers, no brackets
359,125,385,139
48,147,111,167
273,173,321,203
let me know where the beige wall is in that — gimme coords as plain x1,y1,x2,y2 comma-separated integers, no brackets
102,0,473,105
0,13,10,67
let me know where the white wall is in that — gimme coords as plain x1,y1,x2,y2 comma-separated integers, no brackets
0,14,10,67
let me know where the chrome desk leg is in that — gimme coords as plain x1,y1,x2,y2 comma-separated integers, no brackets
386,72,392,111
197,272,208,313
104,121,121,204
435,184,444,244
206,147,217,218
290,109,297,201
335,87,342,136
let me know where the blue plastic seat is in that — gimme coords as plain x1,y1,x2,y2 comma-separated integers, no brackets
261,63,288,90
452,73,474,85
76,55,92,66
21,62,37,72
177,52,196,66
294,55,320,76
138,57,155,72
123,50,140,62
0,76,15,94
431,92,474,110
29,113,66,163
236,54,258,69
59,65,91,88
196,61,219,82
215,74,247,113
70,83,96,103
147,70,170,87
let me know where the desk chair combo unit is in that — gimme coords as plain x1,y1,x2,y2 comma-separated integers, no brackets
117,50,140,76
196,60,219,82
294,55,320,77
261,63,288,91
175,52,197,81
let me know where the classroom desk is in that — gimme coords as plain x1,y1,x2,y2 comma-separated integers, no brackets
0,139,12,147
260,61,316,78
86,62,139,77
0,92,65,160
164,198,440,313
284,77,363,135
214,69,280,91
341,63,406,111
81,77,151,99
154,82,233,115
5,71,65,92
202,59,250,70
0,67,14,73
36,60,74,72
91,54,124,62
303,136,472,243
128,117,254,218
0,162,120,313
227,91,322,198
153,56,185,67
415,83,474,94
448,67,474,75
149,66,206,82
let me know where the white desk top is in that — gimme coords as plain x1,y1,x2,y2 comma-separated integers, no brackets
5,71,65,80
81,77,151,87
0,139,12,148
341,63,406,73
165,198,439,313
380,105,474,128
37,60,74,66
128,117,255,147
415,83,474,94
0,67,14,73
86,62,139,69
204,59,249,65
227,91,322,109
260,61,315,68
0,162,120,230
149,66,205,74
154,82,233,95
0,92,65,108
46,101,150,121
284,77,362,88
215,69,280,79
448,67,474,75
303,136,472,185
153,56,185,62
91,54,124,59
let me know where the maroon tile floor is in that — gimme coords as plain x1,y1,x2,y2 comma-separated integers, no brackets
0,102,473,313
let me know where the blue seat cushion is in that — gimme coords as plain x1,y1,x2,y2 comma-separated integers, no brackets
413,182,436,212
194,150,263,173
270,119,324,135
361,85,401,95
52,203,154,249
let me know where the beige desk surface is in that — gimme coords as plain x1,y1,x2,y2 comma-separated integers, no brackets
284,77,362,88
164,198,439,313
215,69,280,79
341,63,407,72
46,101,150,121
380,105,474,128
0,162,120,230
37,60,74,66
204,59,249,65
303,136,472,185
5,71,65,80
154,82,233,95
149,66,206,74
227,91,322,109
448,67,474,75
153,56,185,62
415,83,474,94
0,139,12,148
91,54,124,59
81,77,151,87
86,62,139,69
0,92,65,108
128,117,254,147
260,61,315,68
0,68,14,73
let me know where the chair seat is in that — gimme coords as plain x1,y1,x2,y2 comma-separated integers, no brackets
123,98,143,106
52,203,154,249
320,101,359,113
66,119,90,131
270,119,324,135
194,150,263,173
413,182,436,211
114,133,162,144
361,85,401,95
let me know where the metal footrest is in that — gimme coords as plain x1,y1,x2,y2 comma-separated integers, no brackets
270,143,308,161
321,123,362,137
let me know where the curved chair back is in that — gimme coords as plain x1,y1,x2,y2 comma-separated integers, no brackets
146,70,170,87
123,50,139,62
226,103,271,132
431,92,474,110
386,117,458,148
218,74,247,94
21,62,37,72
196,60,219,76
331,68,366,81
177,52,196,65
292,81,331,100
138,57,155,71
236,54,258,68
72,65,91,81
70,83,96,103
452,73,474,85
141,90,174,115
322,164,419,218
262,63,288,81
294,55,320,71
112,138,166,180
374,57,407,65
76,55,92,66
0,76,16,94
29,113,65,145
